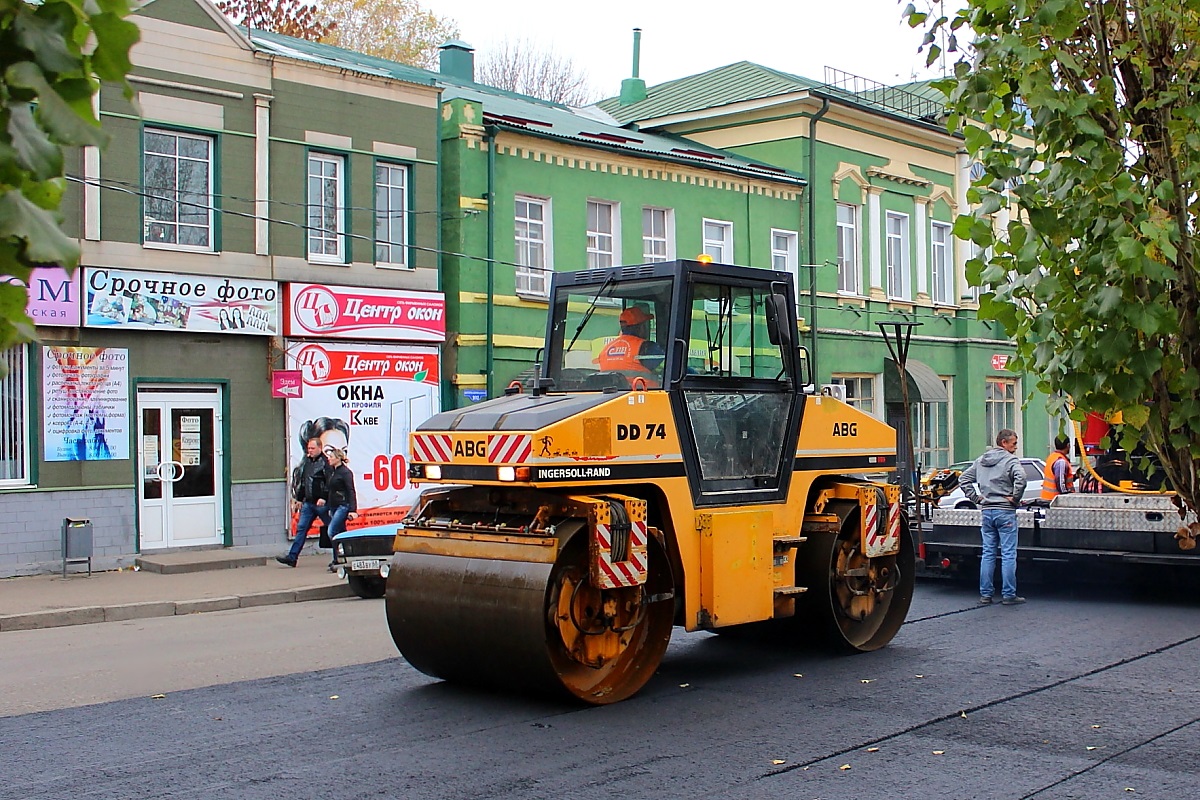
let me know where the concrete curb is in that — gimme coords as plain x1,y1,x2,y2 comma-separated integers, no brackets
0,582,355,632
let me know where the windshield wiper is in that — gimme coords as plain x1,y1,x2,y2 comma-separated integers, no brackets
564,274,615,355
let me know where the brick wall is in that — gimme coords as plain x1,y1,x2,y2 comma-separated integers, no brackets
0,481,288,577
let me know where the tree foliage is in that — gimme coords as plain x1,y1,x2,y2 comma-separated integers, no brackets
215,0,334,40
477,38,596,106
907,0,1200,539
0,0,139,355
320,0,457,70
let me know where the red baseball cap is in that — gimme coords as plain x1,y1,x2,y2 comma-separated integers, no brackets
620,306,653,325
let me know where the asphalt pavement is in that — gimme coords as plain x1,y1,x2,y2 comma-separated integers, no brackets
0,546,352,632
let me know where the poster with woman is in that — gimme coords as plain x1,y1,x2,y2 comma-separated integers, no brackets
284,342,439,538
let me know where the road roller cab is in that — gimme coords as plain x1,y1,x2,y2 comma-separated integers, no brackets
391,259,914,704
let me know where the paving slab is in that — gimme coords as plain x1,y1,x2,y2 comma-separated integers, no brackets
0,547,358,631
135,550,267,574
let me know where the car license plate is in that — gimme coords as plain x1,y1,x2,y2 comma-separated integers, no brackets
351,559,382,571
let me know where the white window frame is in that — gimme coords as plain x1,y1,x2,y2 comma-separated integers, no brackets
374,161,410,269
143,127,214,252
885,211,911,300
836,202,861,295
770,228,799,298
0,345,31,488
702,218,733,263
586,200,618,270
914,377,952,470
515,195,552,298
642,206,673,262
832,374,879,419
931,221,954,305
308,152,346,263
985,377,1021,449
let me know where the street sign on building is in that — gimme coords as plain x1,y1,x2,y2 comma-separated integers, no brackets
991,353,1010,370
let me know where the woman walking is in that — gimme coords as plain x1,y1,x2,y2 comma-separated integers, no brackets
323,448,358,572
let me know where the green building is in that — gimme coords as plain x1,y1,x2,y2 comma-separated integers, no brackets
432,44,809,407
597,62,1051,469
1,0,443,575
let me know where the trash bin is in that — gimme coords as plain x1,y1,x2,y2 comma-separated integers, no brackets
62,517,93,577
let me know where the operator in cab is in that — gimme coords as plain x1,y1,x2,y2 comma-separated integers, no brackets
595,305,665,387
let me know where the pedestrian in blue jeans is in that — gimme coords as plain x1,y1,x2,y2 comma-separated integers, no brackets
323,448,359,571
276,437,330,567
960,428,1028,605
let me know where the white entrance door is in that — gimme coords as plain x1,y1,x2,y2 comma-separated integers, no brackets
137,386,225,549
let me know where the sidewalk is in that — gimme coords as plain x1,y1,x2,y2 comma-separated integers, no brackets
0,548,355,632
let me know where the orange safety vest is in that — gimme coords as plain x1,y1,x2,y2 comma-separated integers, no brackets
596,335,653,374
1041,451,1073,500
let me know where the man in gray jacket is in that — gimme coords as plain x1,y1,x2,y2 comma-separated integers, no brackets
960,428,1027,605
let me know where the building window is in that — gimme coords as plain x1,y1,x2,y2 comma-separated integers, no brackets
931,221,953,305
143,128,213,250
586,200,617,269
832,374,876,418
836,203,860,294
886,212,910,300
642,207,672,262
515,195,551,297
771,229,799,298
914,378,951,470
703,219,733,262
985,377,1020,448
374,162,409,268
308,152,345,262
0,345,30,487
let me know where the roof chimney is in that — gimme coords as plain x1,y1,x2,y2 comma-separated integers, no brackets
439,39,475,82
618,28,647,105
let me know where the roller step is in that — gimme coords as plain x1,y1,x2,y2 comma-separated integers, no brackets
773,535,807,547
774,585,808,596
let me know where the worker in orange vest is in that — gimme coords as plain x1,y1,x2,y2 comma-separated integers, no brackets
1041,436,1074,501
596,306,665,385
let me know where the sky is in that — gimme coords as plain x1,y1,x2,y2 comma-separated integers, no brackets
421,0,954,101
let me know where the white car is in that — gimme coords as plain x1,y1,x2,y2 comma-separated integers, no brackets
936,458,1047,509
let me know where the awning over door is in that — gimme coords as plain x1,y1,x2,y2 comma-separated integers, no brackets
884,358,948,403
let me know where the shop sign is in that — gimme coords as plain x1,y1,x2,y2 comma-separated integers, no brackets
3,267,82,327
284,342,440,539
272,370,304,398
284,283,445,342
991,353,1010,370
84,267,280,335
42,346,130,462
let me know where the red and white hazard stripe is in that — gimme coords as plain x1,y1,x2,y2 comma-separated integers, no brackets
593,519,648,588
411,433,452,463
488,434,531,464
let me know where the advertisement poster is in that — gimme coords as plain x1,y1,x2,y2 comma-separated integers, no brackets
42,346,130,462
284,283,445,342
284,342,440,538
5,266,82,327
85,267,280,335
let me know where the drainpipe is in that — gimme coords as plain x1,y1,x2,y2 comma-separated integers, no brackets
806,97,830,378
485,124,498,398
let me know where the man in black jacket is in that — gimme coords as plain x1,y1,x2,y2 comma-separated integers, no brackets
276,437,330,566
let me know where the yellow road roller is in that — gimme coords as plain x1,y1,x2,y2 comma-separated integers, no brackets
388,259,913,703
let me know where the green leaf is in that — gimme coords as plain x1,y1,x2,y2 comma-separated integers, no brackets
413,369,429,383
1121,404,1150,429
7,102,63,180
5,61,105,147
14,10,80,75
89,13,140,82
0,188,81,266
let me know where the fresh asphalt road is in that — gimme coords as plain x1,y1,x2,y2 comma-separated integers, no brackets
3,578,1200,800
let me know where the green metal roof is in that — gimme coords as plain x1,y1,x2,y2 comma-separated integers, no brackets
244,28,437,87
596,61,820,125
596,61,949,130
245,30,805,187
